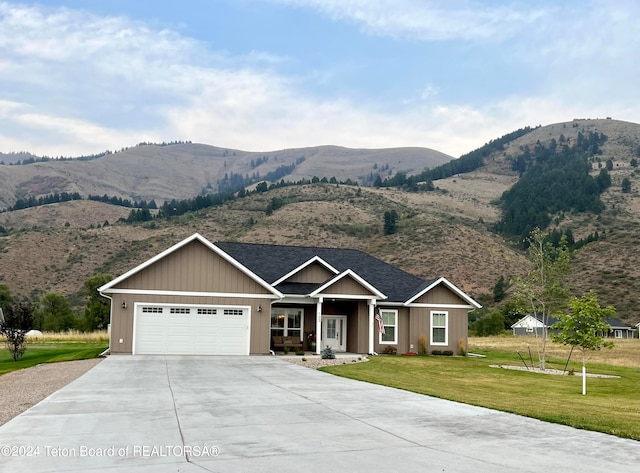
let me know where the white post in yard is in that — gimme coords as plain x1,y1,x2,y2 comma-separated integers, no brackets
368,300,375,355
316,297,322,355
582,366,586,395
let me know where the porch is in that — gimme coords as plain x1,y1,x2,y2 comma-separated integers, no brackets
269,299,376,355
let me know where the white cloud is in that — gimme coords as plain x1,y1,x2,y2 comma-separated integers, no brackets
274,0,549,41
0,1,639,160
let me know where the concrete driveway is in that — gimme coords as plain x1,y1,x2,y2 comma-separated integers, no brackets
0,356,637,473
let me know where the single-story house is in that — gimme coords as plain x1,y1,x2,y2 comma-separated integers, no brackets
511,314,635,339
98,233,481,356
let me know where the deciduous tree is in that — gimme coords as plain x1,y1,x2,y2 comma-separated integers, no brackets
39,293,76,332
0,302,35,361
83,274,113,331
552,291,614,395
511,228,571,370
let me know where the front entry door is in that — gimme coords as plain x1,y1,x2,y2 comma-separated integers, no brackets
322,315,347,352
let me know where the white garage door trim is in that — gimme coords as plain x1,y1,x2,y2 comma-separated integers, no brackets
132,302,251,355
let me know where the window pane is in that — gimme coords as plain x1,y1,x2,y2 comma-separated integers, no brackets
271,313,285,329
433,327,445,343
327,319,336,338
289,311,301,329
382,327,395,342
288,329,301,339
382,311,395,325
433,313,446,327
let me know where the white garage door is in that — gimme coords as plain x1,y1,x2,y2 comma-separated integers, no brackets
133,304,250,355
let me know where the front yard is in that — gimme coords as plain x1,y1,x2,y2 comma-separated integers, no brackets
321,343,640,440
0,342,107,376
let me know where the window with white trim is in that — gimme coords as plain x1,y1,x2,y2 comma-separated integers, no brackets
379,310,397,344
431,311,448,346
270,308,303,339
614,329,622,339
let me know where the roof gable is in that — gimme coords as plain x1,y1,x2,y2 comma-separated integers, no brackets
99,233,282,297
272,256,339,286
309,270,386,299
405,277,481,308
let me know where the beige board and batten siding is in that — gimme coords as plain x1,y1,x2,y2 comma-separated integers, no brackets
373,307,410,354
109,240,274,354
413,284,468,305
112,240,272,294
322,275,378,297
411,283,471,354
285,263,335,283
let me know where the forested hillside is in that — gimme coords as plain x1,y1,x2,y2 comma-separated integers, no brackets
495,131,610,239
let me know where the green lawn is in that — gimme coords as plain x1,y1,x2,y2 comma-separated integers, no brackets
321,350,640,440
0,342,107,376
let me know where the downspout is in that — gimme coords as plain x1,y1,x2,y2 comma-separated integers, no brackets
98,290,113,356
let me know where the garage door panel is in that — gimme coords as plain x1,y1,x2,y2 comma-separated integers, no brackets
134,305,249,355
135,313,168,354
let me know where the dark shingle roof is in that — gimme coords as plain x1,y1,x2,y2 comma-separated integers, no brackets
216,241,426,302
274,282,322,295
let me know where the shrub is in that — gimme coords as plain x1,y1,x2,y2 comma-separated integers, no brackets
431,350,453,356
321,345,336,359
458,338,467,356
418,334,427,355
382,346,397,355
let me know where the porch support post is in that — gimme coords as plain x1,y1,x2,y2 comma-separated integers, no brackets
368,299,375,355
315,297,323,355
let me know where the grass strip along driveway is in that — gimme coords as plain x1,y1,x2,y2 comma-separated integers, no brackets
321,349,640,440
0,342,107,376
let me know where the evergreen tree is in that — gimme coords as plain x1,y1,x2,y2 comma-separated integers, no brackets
493,276,506,303
622,177,631,193
383,210,399,235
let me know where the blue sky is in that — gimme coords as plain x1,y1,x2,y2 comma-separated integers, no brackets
1,0,638,158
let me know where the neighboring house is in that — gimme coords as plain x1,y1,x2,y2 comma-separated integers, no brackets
98,233,481,356
511,314,634,339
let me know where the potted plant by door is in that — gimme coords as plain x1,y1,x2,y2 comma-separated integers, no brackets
307,331,316,351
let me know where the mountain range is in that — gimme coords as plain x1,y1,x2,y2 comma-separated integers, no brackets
1,118,639,326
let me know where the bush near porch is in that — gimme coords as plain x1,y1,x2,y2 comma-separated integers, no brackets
321,341,640,440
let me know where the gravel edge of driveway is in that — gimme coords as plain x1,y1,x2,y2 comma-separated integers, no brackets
0,358,103,426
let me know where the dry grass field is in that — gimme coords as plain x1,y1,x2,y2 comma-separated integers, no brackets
24,330,109,343
469,335,640,368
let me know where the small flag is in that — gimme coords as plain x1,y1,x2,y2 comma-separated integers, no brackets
375,311,385,334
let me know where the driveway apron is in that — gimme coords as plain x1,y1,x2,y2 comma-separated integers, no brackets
0,356,637,472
